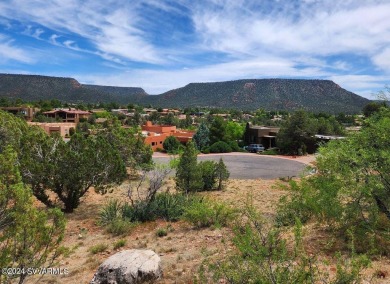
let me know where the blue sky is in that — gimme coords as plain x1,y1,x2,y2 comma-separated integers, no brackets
1,0,390,99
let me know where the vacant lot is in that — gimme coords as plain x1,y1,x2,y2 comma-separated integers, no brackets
30,171,389,284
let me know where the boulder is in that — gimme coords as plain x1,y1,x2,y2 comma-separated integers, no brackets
90,249,162,284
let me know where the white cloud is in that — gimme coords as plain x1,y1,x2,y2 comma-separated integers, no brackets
0,0,163,64
372,48,390,72
191,1,390,58
328,74,390,99
63,40,75,48
3,1,390,66
0,34,34,63
49,34,60,45
32,28,44,39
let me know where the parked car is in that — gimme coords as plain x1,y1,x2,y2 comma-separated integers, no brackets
246,144,265,153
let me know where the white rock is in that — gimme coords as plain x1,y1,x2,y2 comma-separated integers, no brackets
90,249,162,284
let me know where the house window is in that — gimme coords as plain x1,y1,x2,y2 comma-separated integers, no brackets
160,141,162,144
152,142,156,146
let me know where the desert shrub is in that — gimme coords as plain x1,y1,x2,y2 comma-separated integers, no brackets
105,218,135,236
227,141,240,151
275,180,318,226
89,243,108,254
153,192,191,221
209,141,232,153
99,199,123,225
123,200,156,222
202,202,369,283
118,193,196,222
113,239,127,249
182,198,236,228
276,109,390,256
156,228,168,237
99,200,137,235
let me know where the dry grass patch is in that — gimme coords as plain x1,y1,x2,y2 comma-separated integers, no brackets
33,178,390,284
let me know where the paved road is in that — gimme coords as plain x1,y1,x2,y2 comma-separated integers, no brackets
153,153,308,180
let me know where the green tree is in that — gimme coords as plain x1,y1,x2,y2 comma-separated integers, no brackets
162,112,177,126
127,103,134,110
0,98,10,107
316,117,332,135
224,121,244,142
0,111,140,212
105,102,120,111
277,110,317,155
99,124,152,171
0,110,30,153
209,116,227,144
148,111,160,124
163,135,181,153
278,109,390,254
336,113,355,125
54,134,127,212
209,141,232,153
132,111,143,125
20,133,127,213
363,102,387,117
193,122,210,150
229,109,243,120
215,158,230,190
176,141,202,193
18,127,62,208
0,147,66,284
179,114,193,129
198,160,218,190
315,109,390,222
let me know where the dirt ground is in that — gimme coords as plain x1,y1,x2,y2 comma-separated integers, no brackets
28,175,389,284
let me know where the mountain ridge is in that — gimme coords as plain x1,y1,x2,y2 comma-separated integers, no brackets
142,78,369,113
0,74,369,113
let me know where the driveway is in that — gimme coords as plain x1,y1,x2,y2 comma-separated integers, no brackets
153,153,309,180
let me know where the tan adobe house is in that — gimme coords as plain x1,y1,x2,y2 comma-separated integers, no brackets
141,121,194,151
244,123,280,149
0,106,40,121
43,108,91,123
28,122,76,138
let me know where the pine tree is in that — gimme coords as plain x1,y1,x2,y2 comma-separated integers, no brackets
193,122,210,150
215,158,230,190
175,141,202,193
209,116,227,144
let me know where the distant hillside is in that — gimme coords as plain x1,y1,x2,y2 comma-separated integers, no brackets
0,74,370,113
82,84,147,104
143,79,369,113
0,74,148,104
